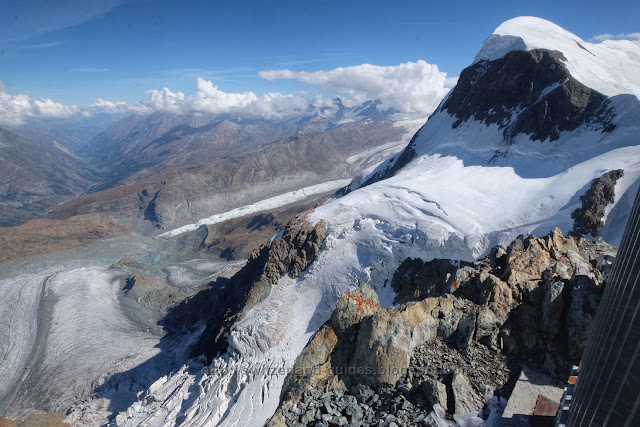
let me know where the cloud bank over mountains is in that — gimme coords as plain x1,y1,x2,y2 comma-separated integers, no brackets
145,78,327,120
0,60,457,126
0,84,79,125
589,32,640,44
260,60,456,114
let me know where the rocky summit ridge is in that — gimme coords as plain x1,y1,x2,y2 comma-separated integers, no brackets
267,228,614,426
166,215,327,361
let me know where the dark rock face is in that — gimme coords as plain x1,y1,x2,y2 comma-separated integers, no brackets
357,49,616,189
571,169,624,237
443,49,615,143
165,217,326,360
391,257,461,305
268,228,614,425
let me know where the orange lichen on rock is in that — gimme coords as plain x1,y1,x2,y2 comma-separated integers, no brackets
346,289,380,315
452,281,459,288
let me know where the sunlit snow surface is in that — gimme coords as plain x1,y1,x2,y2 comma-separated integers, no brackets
474,16,640,99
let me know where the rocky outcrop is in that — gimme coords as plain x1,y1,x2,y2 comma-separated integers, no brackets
571,169,624,237
165,216,327,360
268,228,612,425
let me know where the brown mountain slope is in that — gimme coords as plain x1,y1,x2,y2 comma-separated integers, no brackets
0,214,127,262
48,120,406,233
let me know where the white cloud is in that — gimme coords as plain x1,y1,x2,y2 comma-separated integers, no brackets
0,88,79,126
190,77,258,113
0,92,35,126
33,98,78,117
90,98,151,115
145,87,188,114
259,60,455,114
0,83,150,126
0,58,457,125
143,78,314,119
589,32,640,44
244,93,312,119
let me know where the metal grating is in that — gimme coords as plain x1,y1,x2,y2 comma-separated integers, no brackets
566,186,640,426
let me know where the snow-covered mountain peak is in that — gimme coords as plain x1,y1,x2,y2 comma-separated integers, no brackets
475,16,640,98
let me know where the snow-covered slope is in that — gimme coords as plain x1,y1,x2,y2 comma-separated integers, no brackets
34,17,640,427
474,16,640,98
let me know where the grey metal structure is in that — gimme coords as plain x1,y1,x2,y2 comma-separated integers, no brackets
566,186,640,426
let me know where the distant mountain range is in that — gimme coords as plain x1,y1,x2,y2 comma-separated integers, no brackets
0,98,409,230
0,128,99,226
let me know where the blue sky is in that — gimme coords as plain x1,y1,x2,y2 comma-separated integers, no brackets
0,0,639,111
